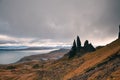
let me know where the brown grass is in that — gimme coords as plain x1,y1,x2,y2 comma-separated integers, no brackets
0,39,120,80
63,39,120,80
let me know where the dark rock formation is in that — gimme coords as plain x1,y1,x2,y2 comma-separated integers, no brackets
68,37,95,58
84,40,89,47
118,25,120,39
77,36,81,51
68,40,77,58
86,43,96,52
84,40,95,52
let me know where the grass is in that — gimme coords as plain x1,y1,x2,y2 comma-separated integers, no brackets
0,39,120,80
32,64,39,69
6,65,16,70
63,39,120,80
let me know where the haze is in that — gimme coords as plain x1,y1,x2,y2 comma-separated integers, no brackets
0,0,120,46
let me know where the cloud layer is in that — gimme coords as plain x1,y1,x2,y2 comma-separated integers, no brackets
0,0,120,46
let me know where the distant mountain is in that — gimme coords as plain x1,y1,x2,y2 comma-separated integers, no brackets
17,48,69,63
0,45,70,51
0,39,119,80
0,46,29,50
0,26,120,80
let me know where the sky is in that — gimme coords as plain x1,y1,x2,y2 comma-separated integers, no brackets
0,0,120,47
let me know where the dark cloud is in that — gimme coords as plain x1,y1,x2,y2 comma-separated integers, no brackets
0,0,120,45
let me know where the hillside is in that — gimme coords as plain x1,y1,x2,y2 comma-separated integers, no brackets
64,39,120,80
17,48,69,63
0,39,120,80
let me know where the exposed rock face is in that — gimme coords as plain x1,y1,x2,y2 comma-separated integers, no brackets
77,36,81,51
84,40,95,52
68,36,96,58
0,28,120,80
68,25,120,59
118,25,120,39
84,40,89,47
68,40,77,58
118,32,120,39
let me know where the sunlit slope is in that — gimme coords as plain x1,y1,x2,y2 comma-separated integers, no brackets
63,39,120,80
0,39,120,80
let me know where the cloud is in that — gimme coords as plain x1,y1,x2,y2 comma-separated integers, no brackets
0,34,70,46
0,35,31,45
0,0,120,46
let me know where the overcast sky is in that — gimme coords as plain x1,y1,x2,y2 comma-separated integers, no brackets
0,0,120,46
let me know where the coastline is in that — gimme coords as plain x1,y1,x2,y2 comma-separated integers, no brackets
16,48,69,63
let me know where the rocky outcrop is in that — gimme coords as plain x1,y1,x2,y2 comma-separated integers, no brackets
68,40,77,58
77,36,82,51
84,40,96,52
118,25,120,39
68,36,95,58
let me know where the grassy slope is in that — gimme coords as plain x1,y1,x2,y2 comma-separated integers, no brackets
0,39,120,80
63,39,120,80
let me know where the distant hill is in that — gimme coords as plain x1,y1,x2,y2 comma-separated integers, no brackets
17,48,69,63
0,46,70,51
0,39,120,80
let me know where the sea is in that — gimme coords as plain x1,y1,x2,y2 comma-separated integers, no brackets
0,49,58,64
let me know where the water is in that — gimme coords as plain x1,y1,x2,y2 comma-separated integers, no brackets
0,49,58,64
